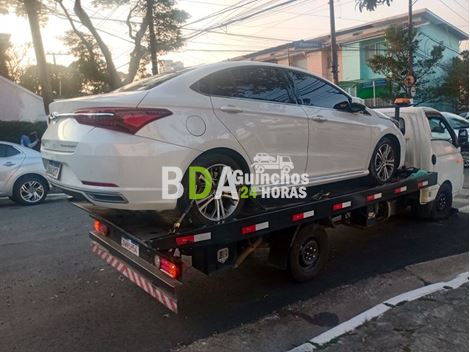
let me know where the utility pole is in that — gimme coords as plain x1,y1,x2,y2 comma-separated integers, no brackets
146,0,159,75
329,0,339,84
24,0,52,114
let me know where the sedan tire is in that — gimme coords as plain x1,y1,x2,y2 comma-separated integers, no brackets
368,137,399,185
11,175,48,206
178,153,246,225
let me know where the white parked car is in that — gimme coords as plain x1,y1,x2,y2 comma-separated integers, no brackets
442,112,469,167
0,142,49,205
41,61,405,223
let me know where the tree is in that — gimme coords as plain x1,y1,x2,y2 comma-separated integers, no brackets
355,0,393,12
62,30,111,94
368,26,444,100
2,0,53,111
0,34,27,81
438,51,469,112
0,33,14,79
20,63,83,98
59,0,188,89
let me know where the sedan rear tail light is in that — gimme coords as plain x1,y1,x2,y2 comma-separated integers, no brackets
74,108,172,134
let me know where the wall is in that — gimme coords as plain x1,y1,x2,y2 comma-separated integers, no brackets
0,77,46,122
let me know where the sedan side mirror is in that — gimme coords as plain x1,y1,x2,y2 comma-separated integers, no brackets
333,100,366,113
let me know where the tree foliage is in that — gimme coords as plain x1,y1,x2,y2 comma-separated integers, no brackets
20,63,82,98
60,0,188,89
0,33,26,81
62,30,111,94
368,25,444,99
355,0,393,12
438,51,469,111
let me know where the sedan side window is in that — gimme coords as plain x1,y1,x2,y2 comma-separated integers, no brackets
427,115,453,143
0,144,20,157
194,66,294,104
230,67,294,104
288,70,349,108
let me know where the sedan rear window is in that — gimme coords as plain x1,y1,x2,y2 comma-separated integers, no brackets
115,68,193,92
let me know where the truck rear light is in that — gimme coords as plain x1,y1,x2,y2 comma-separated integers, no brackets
158,257,180,279
74,108,172,134
93,219,109,236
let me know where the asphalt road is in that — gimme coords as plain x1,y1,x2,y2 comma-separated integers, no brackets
0,191,468,352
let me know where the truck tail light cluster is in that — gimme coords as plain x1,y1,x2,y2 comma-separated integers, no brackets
154,255,180,279
74,108,172,134
93,219,109,236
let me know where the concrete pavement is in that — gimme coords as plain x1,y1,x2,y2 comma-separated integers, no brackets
308,283,468,352
0,173,468,352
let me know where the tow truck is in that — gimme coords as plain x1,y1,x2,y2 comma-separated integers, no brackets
70,100,464,313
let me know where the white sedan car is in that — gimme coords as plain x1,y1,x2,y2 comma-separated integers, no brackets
0,142,49,205
41,61,405,223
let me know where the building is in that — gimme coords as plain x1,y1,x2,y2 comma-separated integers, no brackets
232,9,468,108
158,60,184,74
0,75,46,122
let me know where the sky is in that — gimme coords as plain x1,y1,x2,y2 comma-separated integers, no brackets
0,0,468,73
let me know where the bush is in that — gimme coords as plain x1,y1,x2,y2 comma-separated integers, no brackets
0,121,47,144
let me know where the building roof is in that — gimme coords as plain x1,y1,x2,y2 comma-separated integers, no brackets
233,8,468,61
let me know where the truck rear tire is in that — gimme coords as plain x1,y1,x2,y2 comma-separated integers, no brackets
288,224,328,282
430,183,453,221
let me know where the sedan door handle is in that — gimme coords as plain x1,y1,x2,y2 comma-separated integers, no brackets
220,105,243,114
3,162,15,166
312,116,327,123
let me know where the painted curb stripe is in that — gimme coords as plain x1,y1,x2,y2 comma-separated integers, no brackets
287,271,469,351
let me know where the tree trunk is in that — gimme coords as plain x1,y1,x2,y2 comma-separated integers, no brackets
73,0,122,89
24,0,52,114
146,0,158,75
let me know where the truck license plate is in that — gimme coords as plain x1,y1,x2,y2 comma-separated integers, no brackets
45,160,62,180
121,237,139,256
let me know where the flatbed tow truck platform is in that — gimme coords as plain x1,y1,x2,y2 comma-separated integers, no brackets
72,168,438,313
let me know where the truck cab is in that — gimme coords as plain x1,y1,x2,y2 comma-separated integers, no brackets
377,106,464,217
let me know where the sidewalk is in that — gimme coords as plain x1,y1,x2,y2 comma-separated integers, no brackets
174,254,468,352
311,283,468,352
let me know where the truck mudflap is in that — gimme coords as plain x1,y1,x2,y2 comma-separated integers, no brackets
89,233,179,313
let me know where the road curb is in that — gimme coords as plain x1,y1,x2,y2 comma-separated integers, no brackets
288,271,469,352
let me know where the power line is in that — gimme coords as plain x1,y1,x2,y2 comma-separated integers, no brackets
185,0,303,40
182,27,293,42
452,0,469,11
437,0,468,22
419,32,461,55
184,0,261,27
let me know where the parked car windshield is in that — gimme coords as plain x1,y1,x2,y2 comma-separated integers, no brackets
115,68,194,92
442,113,469,129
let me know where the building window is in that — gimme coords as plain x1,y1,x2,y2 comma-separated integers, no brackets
364,42,386,62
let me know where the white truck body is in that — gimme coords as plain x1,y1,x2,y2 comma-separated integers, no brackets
378,107,464,201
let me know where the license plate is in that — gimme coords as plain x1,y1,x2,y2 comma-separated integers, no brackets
121,237,139,256
45,160,62,180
